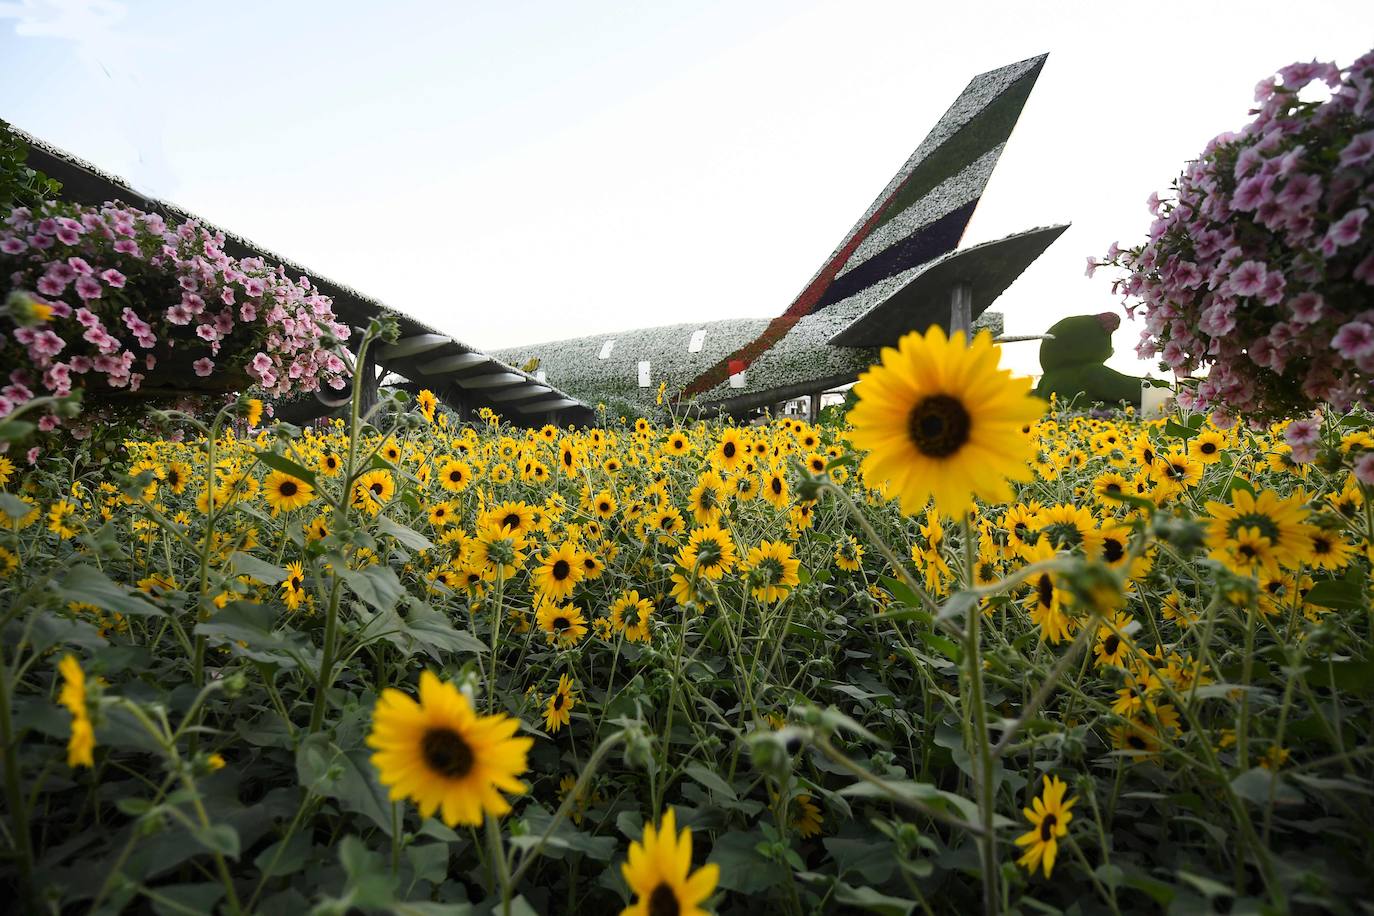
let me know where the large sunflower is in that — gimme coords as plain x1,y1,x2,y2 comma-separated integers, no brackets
367,671,532,827
676,523,738,580
848,326,1044,517
533,541,584,602
621,808,719,916
743,540,801,604
263,470,315,516
536,600,588,646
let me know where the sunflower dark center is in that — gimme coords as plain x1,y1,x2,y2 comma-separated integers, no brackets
552,560,571,580
370,482,384,495
1200,442,1217,454
553,616,570,630
1127,734,1147,750
553,693,565,710
1105,482,1122,493
1239,543,1259,560
723,442,736,459
1039,813,1058,841
771,477,783,495
1036,574,1054,608
503,513,521,529
648,883,680,916
168,469,181,486
450,470,463,482
1103,538,1125,563
421,727,474,779
906,395,971,458
1312,536,1331,555
1103,634,1120,656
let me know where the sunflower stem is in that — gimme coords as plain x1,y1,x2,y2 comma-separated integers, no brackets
960,514,999,915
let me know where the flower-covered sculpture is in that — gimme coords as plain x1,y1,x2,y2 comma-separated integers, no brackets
1093,51,1374,421
0,200,350,429
1035,313,1142,408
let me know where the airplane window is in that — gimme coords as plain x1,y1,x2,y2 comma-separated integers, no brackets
689,329,707,353
599,339,616,359
638,361,651,387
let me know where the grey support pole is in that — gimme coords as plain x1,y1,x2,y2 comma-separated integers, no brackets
809,392,822,423
950,281,973,338
357,345,379,416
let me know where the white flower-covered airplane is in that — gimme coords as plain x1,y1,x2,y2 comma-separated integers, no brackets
490,53,1067,420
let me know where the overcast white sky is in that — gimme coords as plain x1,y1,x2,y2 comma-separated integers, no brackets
3,0,1373,378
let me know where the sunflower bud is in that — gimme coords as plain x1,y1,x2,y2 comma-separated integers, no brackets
4,290,53,327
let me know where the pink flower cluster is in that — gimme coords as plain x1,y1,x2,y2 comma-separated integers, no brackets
1092,51,1374,421
1,200,350,425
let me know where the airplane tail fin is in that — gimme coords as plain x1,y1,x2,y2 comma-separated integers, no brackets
782,53,1048,319
679,54,1050,400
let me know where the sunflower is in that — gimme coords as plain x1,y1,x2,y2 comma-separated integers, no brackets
48,499,79,539
416,388,438,422
57,655,95,768
484,500,537,538
533,541,584,602
1035,503,1104,557
663,431,691,457
790,794,823,838
620,808,719,916
367,671,532,827
352,469,395,514
1093,611,1136,669
537,601,588,646
437,458,472,493
744,540,801,604
558,439,581,478
592,490,617,519
164,459,192,495
1307,528,1355,571
318,452,343,476
263,470,315,515
676,522,738,580
831,535,864,572
1190,429,1227,463
645,506,686,542
610,590,654,643
1210,525,1281,578
245,398,264,427
282,561,307,611
428,501,456,529
0,455,14,487
848,326,1043,517
544,674,576,733
711,428,747,473
1014,775,1077,878
469,523,529,580
760,466,789,509
305,513,330,543
687,471,728,526
1022,542,1072,644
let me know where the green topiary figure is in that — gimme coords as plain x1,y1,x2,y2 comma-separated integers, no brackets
1035,313,1142,407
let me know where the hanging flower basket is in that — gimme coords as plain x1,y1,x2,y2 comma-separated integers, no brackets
0,200,351,428
1094,52,1374,422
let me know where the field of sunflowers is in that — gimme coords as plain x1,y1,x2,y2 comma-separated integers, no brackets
2,326,1373,915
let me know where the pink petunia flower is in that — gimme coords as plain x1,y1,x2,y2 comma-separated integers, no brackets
1228,260,1267,297
1355,452,1374,486
193,357,215,377
1331,321,1374,359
